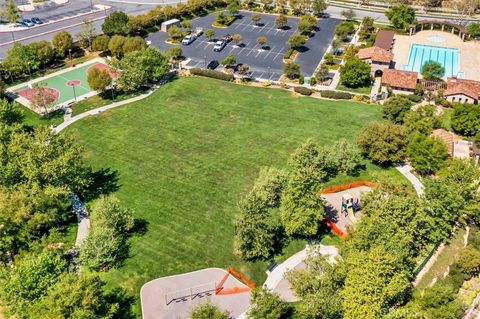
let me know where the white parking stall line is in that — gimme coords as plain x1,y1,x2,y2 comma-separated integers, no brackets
263,46,275,59
255,50,262,58
246,44,259,56
241,24,251,31
237,41,250,55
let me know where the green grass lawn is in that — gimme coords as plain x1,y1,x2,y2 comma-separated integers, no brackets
336,83,372,95
13,102,64,128
66,77,405,314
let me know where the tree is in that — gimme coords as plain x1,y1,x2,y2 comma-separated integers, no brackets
80,195,134,270
87,68,112,93
77,19,97,51
340,58,371,88
407,134,448,175
232,33,242,46
335,21,355,40
29,83,58,114
167,25,182,41
215,11,228,25
111,47,169,92
123,36,147,54
52,31,73,58
386,4,416,30
329,138,363,175
421,60,444,80
458,246,480,278
166,46,183,62
205,29,215,41
287,33,306,49
275,14,288,29
403,105,438,135
451,103,480,136
227,1,239,15
108,35,127,59
28,274,125,319
341,8,356,20
247,288,292,319
102,11,130,36
0,99,23,125
28,41,54,69
467,23,480,37
2,0,19,24
4,43,40,76
357,121,408,164
382,95,413,124
251,13,262,25
92,34,110,52
221,53,236,68
237,64,251,78
312,0,328,16
189,302,230,319
257,36,267,49
287,253,345,319
181,19,192,30
284,62,301,79
452,0,478,22
298,15,317,34
341,245,411,319
315,63,330,82
0,250,67,318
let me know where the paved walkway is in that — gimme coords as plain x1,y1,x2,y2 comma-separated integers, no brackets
71,193,90,247
395,163,424,196
55,86,157,133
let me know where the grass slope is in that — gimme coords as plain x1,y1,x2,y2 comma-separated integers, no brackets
67,77,404,312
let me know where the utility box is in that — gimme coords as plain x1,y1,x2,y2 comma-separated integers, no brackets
161,19,181,32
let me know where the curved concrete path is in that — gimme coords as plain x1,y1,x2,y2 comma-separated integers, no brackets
72,193,90,247
395,163,424,196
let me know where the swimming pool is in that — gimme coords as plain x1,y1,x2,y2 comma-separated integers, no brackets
403,44,460,78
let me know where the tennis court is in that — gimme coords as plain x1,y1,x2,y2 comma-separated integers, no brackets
15,60,113,106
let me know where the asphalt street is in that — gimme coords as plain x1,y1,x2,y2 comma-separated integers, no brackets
148,11,339,80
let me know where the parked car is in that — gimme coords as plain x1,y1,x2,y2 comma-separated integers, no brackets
206,60,219,70
21,19,34,27
221,34,232,42
182,34,196,45
31,17,43,24
181,27,204,45
213,40,227,52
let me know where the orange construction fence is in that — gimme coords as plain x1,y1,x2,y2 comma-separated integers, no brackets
321,181,377,195
215,267,256,295
324,216,345,238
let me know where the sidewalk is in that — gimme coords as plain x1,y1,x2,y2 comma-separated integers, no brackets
394,163,424,196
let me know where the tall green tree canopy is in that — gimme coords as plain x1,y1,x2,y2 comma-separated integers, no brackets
407,134,448,175
451,103,480,136
52,31,73,58
102,11,131,36
386,4,416,29
421,60,445,80
382,95,413,124
340,58,371,88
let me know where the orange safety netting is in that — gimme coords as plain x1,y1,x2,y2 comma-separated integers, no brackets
324,216,345,238
215,267,256,295
321,181,378,194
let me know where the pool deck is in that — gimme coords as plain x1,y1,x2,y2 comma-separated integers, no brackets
392,31,480,81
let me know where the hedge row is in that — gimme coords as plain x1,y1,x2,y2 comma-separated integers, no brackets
294,86,313,96
190,68,234,81
320,90,353,100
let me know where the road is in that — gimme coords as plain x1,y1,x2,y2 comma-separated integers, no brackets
0,0,476,58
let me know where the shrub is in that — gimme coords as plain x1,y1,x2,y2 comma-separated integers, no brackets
294,86,313,96
283,48,294,59
298,76,304,84
284,62,301,79
310,77,317,86
320,90,352,99
458,246,480,278
407,94,423,103
189,68,234,81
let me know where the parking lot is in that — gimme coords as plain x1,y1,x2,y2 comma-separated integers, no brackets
147,11,340,81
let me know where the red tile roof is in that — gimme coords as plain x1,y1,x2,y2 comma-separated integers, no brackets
374,30,395,51
357,46,394,63
444,78,480,100
431,129,461,156
381,69,418,90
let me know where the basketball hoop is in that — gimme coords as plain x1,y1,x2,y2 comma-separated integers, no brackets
67,80,81,102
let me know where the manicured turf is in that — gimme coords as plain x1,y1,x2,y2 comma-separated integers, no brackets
67,77,405,313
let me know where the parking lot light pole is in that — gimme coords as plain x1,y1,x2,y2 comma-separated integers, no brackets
204,56,206,68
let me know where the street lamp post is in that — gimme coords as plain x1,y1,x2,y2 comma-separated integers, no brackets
11,31,15,43
204,56,207,68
